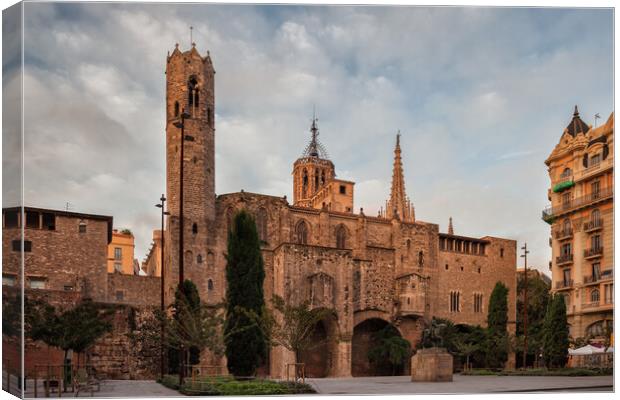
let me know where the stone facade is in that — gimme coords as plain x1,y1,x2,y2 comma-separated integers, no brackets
162,45,518,378
2,207,161,379
544,107,614,341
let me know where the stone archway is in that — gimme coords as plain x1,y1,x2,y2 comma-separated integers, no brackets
299,320,329,377
352,318,406,377
297,312,339,378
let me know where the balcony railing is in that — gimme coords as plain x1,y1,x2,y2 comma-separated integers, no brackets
556,254,573,265
584,247,603,258
555,279,573,290
554,228,573,239
583,219,603,231
573,157,613,182
542,187,613,222
582,301,600,309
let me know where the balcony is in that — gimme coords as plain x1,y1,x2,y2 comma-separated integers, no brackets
542,187,613,223
556,254,573,265
582,301,600,309
584,247,603,259
554,228,573,240
573,157,613,182
583,219,603,232
555,279,573,290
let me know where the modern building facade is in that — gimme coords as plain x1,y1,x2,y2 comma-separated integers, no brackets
162,44,518,378
543,107,614,341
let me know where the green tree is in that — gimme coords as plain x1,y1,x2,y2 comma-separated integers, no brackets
224,210,267,378
485,282,509,368
542,294,569,368
516,271,550,366
25,298,113,365
368,325,411,375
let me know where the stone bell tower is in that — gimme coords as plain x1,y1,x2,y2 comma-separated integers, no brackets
164,43,215,301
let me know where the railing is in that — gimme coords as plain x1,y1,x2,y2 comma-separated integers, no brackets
555,279,573,289
601,269,613,279
542,187,613,221
556,254,573,265
582,301,600,309
583,275,601,284
583,219,603,231
573,157,613,182
584,247,603,258
554,228,573,239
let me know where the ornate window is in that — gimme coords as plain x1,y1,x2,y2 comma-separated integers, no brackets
256,208,268,242
336,225,346,249
591,209,601,223
562,218,571,232
591,288,600,303
296,220,309,245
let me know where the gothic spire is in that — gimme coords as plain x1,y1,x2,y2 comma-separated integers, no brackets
383,132,415,222
301,110,330,159
448,217,454,235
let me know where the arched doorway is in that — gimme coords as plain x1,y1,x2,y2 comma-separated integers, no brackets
352,318,407,376
298,320,329,378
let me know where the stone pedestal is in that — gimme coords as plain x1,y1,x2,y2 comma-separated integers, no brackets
411,348,453,382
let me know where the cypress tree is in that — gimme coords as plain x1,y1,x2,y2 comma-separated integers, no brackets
485,282,509,368
224,210,267,377
542,294,569,368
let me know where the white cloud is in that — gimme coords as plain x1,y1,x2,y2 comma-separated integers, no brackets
13,4,613,272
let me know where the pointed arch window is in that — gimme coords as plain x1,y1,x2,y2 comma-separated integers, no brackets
188,76,198,107
192,222,198,235
302,169,309,198
174,101,180,117
296,221,309,245
208,279,214,291
256,208,268,242
336,225,346,249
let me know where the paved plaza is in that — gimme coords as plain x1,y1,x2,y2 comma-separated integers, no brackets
307,374,614,395
23,379,180,398
17,374,613,397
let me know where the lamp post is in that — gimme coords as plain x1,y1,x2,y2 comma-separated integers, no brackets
173,109,191,385
155,194,169,380
521,242,530,369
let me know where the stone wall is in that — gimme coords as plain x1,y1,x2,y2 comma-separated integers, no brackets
107,273,160,306
2,210,110,302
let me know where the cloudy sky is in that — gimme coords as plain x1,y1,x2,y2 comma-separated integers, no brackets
5,3,614,272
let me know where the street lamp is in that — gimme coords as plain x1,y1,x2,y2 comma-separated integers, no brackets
521,242,530,369
173,108,191,385
155,194,169,380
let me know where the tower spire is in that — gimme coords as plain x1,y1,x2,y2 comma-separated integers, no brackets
301,108,329,159
448,217,454,235
384,131,415,222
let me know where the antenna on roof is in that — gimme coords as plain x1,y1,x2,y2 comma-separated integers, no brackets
594,113,601,128
190,26,193,47
65,202,73,211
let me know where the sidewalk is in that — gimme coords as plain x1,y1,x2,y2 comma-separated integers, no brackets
23,380,181,398
307,374,614,394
